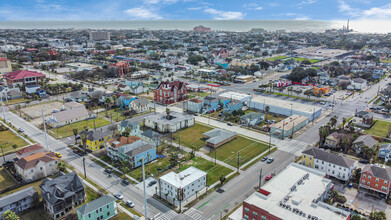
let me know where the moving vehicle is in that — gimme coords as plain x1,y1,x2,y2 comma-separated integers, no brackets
265,175,273,181
227,123,233,126
148,179,157,186
55,152,62,158
114,193,123,200
126,200,134,208
18,128,24,132
267,157,274,164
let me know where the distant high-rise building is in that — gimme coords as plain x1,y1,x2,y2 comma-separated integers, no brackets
193,25,211,32
89,31,110,41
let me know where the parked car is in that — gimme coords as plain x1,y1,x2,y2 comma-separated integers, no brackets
359,159,369,164
265,175,273,181
18,128,24,132
193,113,199,116
319,102,325,105
77,152,85,156
73,149,79,154
55,152,62,158
126,200,135,208
267,157,274,164
114,193,123,200
105,168,113,174
227,123,233,126
122,179,130,185
148,179,157,187
261,157,268,162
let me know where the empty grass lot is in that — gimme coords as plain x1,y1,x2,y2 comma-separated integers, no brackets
179,157,232,186
364,120,391,138
207,136,269,167
128,157,171,181
0,129,29,152
172,123,213,150
100,109,129,122
188,92,210,98
265,56,288,61
0,167,17,191
50,117,111,138
19,209,52,220
111,212,133,220
292,58,320,63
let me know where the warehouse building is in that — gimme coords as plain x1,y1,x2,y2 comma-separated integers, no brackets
218,91,252,104
270,115,309,138
248,96,322,121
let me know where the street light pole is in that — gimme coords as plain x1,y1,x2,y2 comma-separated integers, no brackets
258,168,263,188
83,157,86,178
1,145,5,164
141,157,148,220
1,92,6,123
41,109,49,151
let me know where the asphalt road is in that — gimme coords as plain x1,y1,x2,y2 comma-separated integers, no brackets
0,110,172,219
182,150,295,220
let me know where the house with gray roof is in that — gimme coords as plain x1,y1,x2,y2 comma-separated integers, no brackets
240,112,265,126
40,172,85,220
144,111,194,133
79,129,114,151
47,102,94,128
117,119,141,137
141,129,162,146
379,143,391,162
0,186,38,218
203,128,237,149
77,195,117,220
352,134,378,154
302,147,355,181
70,91,88,102
116,140,156,168
129,97,149,113
126,81,149,94
360,164,391,197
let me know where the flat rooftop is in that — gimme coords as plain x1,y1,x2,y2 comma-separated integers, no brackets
251,95,321,114
293,47,350,59
218,91,252,101
160,166,207,188
271,115,308,131
244,163,350,220
145,111,194,126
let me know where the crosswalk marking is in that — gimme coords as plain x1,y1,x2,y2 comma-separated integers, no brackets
184,208,206,220
154,210,178,220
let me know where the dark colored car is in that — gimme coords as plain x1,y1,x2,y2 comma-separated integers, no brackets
359,159,369,164
77,152,85,156
4,160,14,165
122,179,130,185
227,123,233,126
148,179,157,186
105,168,113,174
267,157,274,164
73,149,79,154
261,157,268,162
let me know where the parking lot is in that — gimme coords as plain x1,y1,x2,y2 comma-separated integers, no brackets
21,101,64,119
135,177,158,196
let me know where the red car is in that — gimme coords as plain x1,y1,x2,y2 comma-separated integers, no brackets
265,175,273,181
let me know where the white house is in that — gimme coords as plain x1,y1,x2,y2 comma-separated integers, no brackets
47,102,93,127
15,152,59,183
129,97,149,113
302,147,355,182
143,111,194,133
159,166,207,206
350,78,367,90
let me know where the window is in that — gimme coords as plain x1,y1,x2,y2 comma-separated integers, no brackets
363,174,366,178
367,181,370,185
376,184,378,188
385,181,388,185
244,215,249,220
107,212,110,216
96,210,98,213
376,178,379,182
100,208,102,212
40,167,42,170
310,157,312,160
107,205,109,209
382,186,387,191
261,216,267,220
253,211,257,216
88,214,91,218
322,161,324,164
244,207,249,212
368,176,371,180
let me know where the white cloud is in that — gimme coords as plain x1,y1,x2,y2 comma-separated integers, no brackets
124,7,162,19
143,0,178,5
297,0,317,6
295,16,310,20
362,4,391,19
187,7,204,11
242,3,263,10
203,8,244,20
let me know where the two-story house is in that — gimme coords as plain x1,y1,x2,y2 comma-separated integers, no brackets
126,81,149,94
141,129,162,147
154,80,187,104
77,195,117,220
129,97,149,113
352,134,377,154
0,186,38,218
359,165,391,198
40,172,85,220
80,130,114,151
379,143,391,162
187,99,204,113
14,151,59,183
117,120,141,137
106,136,141,161
109,139,156,168
3,70,45,87
302,147,355,182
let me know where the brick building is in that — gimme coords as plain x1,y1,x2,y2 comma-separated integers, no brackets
359,164,391,198
154,81,187,104
3,70,46,87
109,61,130,78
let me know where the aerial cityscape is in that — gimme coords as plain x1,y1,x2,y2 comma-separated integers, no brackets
0,1,391,220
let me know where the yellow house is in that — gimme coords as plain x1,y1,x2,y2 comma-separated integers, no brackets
80,130,113,151
301,149,315,167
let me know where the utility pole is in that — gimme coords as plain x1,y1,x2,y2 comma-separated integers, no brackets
1,145,5,163
1,92,6,123
41,109,49,151
237,153,239,172
269,132,271,154
141,157,148,220
291,121,295,139
215,148,217,165
83,157,86,178
258,168,263,188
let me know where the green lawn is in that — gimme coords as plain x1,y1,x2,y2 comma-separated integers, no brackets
380,58,391,63
265,56,288,61
364,120,391,137
188,92,210,98
179,157,232,186
292,57,320,63
19,209,52,220
128,157,171,181
0,167,17,191
50,117,111,138
100,109,129,122
119,203,143,217
172,123,213,150
85,186,100,203
0,177,45,198
207,136,269,167
0,129,29,152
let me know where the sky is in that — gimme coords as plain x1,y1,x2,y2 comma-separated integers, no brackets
0,0,391,21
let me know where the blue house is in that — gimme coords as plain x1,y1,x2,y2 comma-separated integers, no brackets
117,96,137,109
118,120,141,137
203,96,219,114
223,100,243,113
379,143,391,162
219,97,230,106
117,140,156,168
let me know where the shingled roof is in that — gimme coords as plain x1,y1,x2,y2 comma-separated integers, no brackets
302,147,355,168
362,164,391,181
15,152,58,170
16,144,44,157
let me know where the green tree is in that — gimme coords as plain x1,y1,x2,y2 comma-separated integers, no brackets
120,160,129,179
351,215,364,220
57,161,66,172
73,128,78,144
2,210,19,220
329,115,338,128
15,104,22,116
219,175,226,186
369,211,386,220
265,106,270,121
318,125,331,147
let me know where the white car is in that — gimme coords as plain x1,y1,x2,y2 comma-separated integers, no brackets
18,128,24,132
114,193,123,200
126,200,134,208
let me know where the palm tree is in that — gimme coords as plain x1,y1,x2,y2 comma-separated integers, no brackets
166,107,170,119
120,160,129,179
111,95,117,108
105,97,112,117
73,128,78,144
265,106,270,121
80,134,87,153
329,116,338,128
318,125,331,147
15,104,22,116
